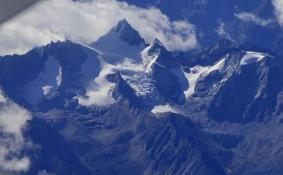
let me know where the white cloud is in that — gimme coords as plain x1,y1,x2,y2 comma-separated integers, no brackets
0,90,7,103
235,12,272,26
272,0,283,26
0,95,32,173
0,0,197,56
216,22,226,36
215,21,234,41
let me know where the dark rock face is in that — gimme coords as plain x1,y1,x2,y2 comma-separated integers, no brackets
151,50,185,104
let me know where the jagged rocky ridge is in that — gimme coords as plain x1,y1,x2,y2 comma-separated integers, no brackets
1,19,283,175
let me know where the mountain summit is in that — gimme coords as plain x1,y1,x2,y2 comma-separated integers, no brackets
112,19,145,46
91,19,145,59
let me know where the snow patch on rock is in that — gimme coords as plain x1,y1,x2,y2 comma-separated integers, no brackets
42,86,53,96
240,51,267,65
151,104,180,114
56,66,62,87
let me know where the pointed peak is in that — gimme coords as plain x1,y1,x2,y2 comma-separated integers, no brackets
111,18,145,46
112,18,134,34
114,18,131,31
146,38,168,54
142,38,171,69
142,39,173,72
150,38,165,48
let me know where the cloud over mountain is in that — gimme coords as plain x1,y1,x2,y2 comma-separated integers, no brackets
0,92,31,174
0,0,197,55
273,0,283,26
235,12,273,26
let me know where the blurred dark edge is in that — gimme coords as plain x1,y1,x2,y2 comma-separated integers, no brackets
0,0,42,25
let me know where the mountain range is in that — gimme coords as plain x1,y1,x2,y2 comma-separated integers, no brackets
1,5,283,175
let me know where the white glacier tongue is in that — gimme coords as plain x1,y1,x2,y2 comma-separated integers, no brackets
184,58,225,98
184,66,209,98
240,51,267,65
91,19,145,61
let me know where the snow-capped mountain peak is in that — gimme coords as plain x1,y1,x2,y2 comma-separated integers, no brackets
91,19,146,61
112,18,145,46
141,38,170,71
